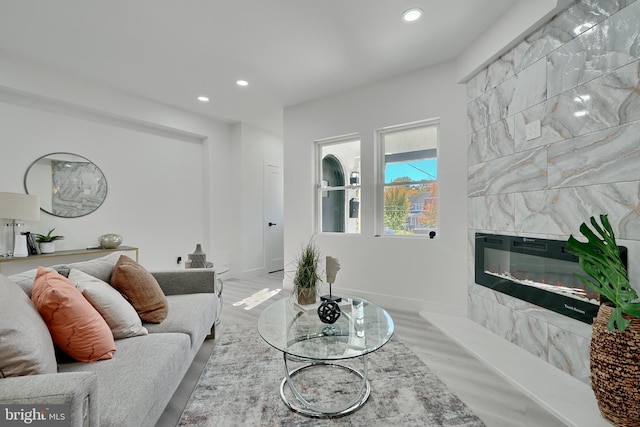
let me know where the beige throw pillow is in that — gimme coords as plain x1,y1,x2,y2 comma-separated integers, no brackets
110,255,168,323
68,269,148,339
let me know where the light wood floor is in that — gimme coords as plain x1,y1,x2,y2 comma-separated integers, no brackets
157,273,568,427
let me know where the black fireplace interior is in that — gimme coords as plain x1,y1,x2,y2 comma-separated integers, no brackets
475,233,628,323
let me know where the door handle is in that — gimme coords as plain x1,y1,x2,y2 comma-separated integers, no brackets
268,222,277,227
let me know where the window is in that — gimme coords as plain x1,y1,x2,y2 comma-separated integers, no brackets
376,119,438,237
316,136,361,234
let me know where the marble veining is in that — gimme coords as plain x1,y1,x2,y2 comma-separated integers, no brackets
467,0,640,385
507,58,547,117
509,310,548,360
468,194,515,231
514,182,640,239
548,324,591,384
512,0,631,75
514,59,640,152
547,0,640,98
467,51,516,102
467,147,547,197
468,293,514,341
467,77,517,133
548,119,640,188
467,117,515,165
467,0,634,101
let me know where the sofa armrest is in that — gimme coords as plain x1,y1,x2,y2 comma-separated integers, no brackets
0,372,99,427
150,269,217,296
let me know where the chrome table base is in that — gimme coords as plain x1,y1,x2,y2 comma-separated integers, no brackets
279,353,370,418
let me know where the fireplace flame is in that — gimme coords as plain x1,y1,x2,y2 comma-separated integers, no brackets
485,270,599,305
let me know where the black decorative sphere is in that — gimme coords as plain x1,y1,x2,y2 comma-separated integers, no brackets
317,300,341,324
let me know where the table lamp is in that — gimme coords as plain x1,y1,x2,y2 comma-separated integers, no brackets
0,192,40,257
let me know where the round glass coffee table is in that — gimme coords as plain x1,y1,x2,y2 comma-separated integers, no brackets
257,296,394,417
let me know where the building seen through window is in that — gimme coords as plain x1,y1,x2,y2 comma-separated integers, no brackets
378,120,438,237
316,137,361,234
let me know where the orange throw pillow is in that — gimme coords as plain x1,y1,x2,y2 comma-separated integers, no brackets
31,267,115,362
110,255,168,323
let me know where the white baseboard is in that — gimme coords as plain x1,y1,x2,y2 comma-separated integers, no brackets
332,287,468,317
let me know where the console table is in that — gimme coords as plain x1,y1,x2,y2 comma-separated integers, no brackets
0,246,138,275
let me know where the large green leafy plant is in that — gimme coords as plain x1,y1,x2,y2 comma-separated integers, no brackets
567,215,640,332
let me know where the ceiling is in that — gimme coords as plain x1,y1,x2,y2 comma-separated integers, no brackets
0,1,520,135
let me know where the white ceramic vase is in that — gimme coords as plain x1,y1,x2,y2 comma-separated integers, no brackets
39,242,55,254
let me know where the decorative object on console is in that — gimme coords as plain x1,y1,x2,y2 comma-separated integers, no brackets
0,192,40,257
321,256,341,303
24,152,107,218
22,232,40,255
33,228,64,254
99,233,123,249
293,239,322,305
318,256,342,325
318,255,342,324
186,244,208,268
317,300,341,325
567,214,640,426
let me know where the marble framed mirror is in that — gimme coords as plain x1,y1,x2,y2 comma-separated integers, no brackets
24,152,108,218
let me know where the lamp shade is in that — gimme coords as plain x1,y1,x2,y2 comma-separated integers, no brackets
0,192,41,221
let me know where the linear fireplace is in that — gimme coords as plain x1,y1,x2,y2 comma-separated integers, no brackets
475,233,628,324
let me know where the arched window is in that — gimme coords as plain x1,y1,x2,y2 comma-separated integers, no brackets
315,136,361,234
322,155,345,232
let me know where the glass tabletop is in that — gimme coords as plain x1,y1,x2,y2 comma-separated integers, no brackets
257,296,394,361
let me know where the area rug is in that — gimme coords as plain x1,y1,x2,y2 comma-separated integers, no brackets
178,324,485,426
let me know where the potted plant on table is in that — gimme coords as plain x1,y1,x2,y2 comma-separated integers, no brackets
34,228,64,254
293,239,322,305
567,214,640,427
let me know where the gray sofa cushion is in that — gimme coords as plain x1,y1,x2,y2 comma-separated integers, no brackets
53,251,124,283
8,267,54,298
59,332,191,427
144,293,215,349
0,274,57,377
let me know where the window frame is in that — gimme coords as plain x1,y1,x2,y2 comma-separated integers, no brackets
375,118,440,238
314,134,361,235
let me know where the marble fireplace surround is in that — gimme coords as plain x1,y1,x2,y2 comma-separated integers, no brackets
466,0,640,387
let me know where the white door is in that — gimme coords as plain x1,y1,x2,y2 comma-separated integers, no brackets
265,164,284,272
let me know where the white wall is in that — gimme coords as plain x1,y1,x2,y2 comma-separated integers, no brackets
0,53,234,271
283,61,468,314
230,122,284,278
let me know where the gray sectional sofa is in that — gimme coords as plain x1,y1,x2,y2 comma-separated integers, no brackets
0,252,219,427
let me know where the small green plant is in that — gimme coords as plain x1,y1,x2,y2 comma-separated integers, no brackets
567,215,640,332
33,228,64,243
293,239,322,290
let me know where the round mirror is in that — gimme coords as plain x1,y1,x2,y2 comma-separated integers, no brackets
24,152,108,218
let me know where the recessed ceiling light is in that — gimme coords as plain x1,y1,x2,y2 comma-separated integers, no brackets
402,8,423,22
197,96,209,102
236,80,249,87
